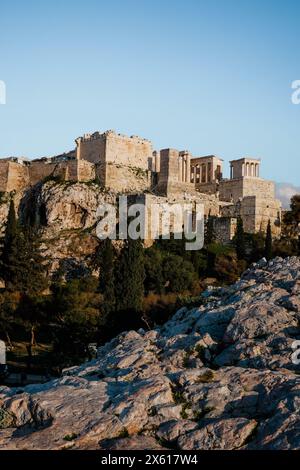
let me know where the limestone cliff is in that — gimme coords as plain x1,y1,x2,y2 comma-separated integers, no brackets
0,257,300,450
0,181,119,276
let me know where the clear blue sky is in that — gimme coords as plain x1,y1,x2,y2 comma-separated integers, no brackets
0,0,299,184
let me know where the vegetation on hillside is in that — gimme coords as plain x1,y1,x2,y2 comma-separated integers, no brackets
0,194,299,373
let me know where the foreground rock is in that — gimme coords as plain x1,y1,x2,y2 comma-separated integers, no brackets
0,257,300,450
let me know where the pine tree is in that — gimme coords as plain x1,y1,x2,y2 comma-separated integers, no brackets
265,219,273,261
235,217,246,260
115,237,145,329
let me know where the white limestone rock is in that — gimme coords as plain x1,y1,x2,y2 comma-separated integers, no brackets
1,257,300,450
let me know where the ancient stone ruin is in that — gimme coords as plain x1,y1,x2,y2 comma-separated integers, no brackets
0,129,282,243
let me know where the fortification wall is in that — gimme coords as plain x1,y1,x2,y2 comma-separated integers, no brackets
77,133,106,164
0,161,9,192
28,160,95,185
213,217,237,244
7,162,30,192
0,161,29,192
76,131,152,171
129,192,219,247
219,178,244,202
221,195,281,237
157,149,194,196
105,132,152,170
196,192,220,217
64,161,77,180
76,160,95,182
29,162,59,185
195,182,219,195
219,178,275,203
157,149,178,190
160,181,196,196
104,164,151,193
250,197,281,236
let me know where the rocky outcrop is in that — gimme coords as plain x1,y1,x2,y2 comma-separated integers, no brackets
0,257,300,450
27,181,117,274
0,181,119,276
22,181,116,237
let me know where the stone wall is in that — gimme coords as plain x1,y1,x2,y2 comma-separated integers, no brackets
105,132,152,170
76,132,106,164
29,161,59,185
219,177,275,203
129,192,220,247
157,149,178,189
28,160,95,186
0,161,29,192
104,164,151,193
7,162,30,192
0,161,9,192
76,130,153,171
249,196,281,236
213,217,237,244
0,130,283,241
196,192,220,217
76,160,95,182
157,149,194,196
221,195,281,237
194,182,219,195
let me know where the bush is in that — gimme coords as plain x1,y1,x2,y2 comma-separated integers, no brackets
163,254,197,293
50,277,102,362
144,247,164,294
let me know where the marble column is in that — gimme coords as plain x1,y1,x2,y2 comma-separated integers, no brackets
186,154,191,182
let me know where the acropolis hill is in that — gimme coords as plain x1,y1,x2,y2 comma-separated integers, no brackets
0,129,282,242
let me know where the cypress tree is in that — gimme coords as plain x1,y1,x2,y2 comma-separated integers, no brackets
1,202,48,350
0,199,48,294
206,248,216,277
205,213,216,276
115,237,145,329
98,238,116,322
19,225,48,296
265,219,273,261
205,214,215,246
0,199,22,290
235,217,246,260
13,225,49,349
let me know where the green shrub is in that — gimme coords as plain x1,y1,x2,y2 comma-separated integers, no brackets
118,427,129,438
63,433,78,441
